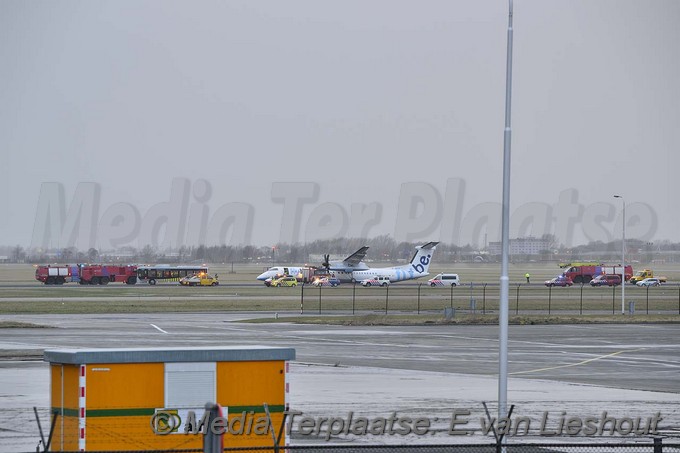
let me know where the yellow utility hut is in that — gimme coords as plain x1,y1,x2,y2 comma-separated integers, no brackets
45,346,295,451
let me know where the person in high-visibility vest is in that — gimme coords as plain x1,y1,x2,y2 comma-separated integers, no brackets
525,272,531,283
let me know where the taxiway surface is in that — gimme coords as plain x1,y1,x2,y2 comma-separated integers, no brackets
0,312,678,451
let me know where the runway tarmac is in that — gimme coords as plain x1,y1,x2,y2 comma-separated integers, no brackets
0,312,679,451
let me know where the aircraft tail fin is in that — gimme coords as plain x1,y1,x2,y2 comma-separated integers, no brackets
409,242,439,275
417,241,439,252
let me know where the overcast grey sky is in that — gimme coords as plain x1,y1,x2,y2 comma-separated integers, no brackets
2,0,679,251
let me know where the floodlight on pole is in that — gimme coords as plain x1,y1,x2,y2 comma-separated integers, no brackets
614,195,625,314
499,0,514,432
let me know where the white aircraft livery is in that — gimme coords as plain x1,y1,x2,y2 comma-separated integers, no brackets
256,242,438,284
256,246,370,281
333,242,439,283
256,266,304,281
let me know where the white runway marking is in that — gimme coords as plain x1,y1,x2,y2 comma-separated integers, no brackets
509,348,645,375
150,324,169,334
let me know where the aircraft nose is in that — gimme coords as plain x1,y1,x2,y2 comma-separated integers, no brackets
256,272,268,280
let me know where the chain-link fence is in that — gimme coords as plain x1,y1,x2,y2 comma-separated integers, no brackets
299,283,680,316
29,440,680,453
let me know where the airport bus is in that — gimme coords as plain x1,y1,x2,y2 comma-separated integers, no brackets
136,265,209,285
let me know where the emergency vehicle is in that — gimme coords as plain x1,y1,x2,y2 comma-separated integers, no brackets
35,264,138,285
427,273,460,287
559,263,633,284
361,276,391,287
179,273,219,286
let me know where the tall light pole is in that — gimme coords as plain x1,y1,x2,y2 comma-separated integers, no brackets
499,0,514,428
614,195,625,314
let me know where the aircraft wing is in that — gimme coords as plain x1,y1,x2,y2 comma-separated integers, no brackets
342,246,369,267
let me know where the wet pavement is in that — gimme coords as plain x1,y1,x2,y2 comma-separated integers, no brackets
0,313,679,451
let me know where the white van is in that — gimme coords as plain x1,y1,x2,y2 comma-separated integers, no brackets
428,273,460,287
361,276,391,287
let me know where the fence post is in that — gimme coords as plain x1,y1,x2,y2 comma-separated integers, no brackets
385,285,389,314
300,284,304,314
450,284,454,309
646,285,650,315
202,402,224,453
469,282,476,314
318,284,322,315
548,284,552,315
417,283,421,314
352,282,356,315
612,285,616,315
515,284,520,315
483,283,487,314
654,436,662,453
580,283,584,315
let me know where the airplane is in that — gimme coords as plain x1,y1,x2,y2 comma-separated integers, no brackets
256,242,438,284
255,246,370,282
338,242,439,283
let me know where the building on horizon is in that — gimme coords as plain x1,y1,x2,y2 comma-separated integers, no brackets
487,237,552,256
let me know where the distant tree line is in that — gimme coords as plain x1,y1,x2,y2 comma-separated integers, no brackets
3,236,680,264
4,237,474,265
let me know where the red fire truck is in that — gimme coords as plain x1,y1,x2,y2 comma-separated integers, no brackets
35,264,138,285
559,262,633,284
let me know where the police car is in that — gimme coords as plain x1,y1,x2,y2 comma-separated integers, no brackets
361,276,390,287
427,273,460,287
271,276,298,287
312,277,341,287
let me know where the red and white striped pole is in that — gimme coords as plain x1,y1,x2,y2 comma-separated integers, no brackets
78,364,86,451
